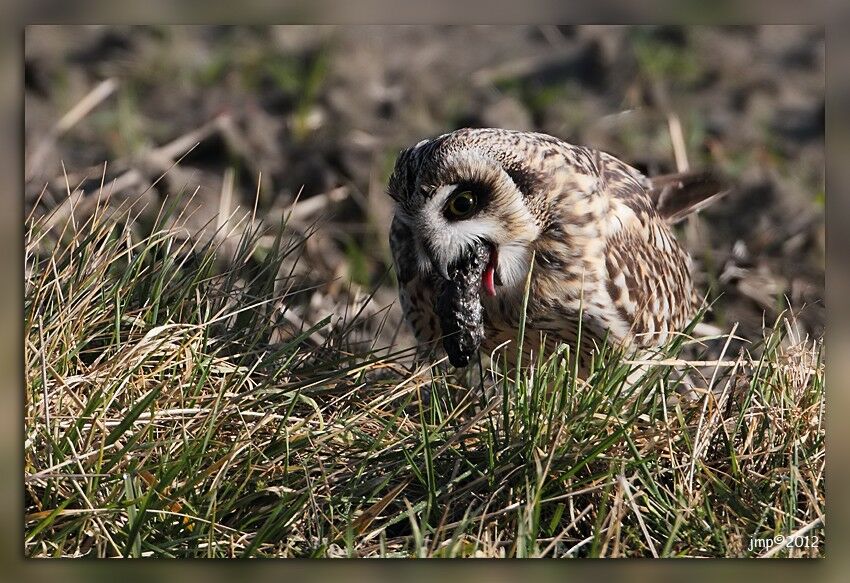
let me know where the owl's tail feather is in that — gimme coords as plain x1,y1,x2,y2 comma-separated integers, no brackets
648,170,732,224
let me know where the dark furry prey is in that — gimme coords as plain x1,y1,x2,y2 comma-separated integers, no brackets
435,242,489,368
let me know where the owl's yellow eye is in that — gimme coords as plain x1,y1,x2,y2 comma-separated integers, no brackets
446,190,477,219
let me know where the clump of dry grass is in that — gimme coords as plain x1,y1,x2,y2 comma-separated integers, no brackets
25,184,824,558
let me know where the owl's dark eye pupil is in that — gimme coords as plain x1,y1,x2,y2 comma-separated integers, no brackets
448,190,476,218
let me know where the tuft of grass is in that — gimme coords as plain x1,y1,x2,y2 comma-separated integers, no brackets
25,187,824,558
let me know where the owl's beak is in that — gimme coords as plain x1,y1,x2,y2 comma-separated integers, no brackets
433,261,450,281
423,242,450,280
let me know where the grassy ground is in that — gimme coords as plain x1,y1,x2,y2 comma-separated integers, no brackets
24,25,826,559
24,185,824,558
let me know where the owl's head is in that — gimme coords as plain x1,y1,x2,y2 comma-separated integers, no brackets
387,129,544,296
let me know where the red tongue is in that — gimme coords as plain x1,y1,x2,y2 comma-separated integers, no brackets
483,265,496,297
482,248,497,297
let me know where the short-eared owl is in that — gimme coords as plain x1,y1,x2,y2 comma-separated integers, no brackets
388,128,725,369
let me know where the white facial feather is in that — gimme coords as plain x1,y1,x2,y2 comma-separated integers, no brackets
496,242,533,290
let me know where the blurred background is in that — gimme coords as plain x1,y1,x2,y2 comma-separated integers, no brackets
24,25,825,350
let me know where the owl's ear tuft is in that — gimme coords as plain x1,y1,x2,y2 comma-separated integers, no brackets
386,186,401,202
387,146,419,202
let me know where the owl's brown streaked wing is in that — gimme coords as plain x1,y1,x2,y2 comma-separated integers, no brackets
600,165,698,347
389,215,442,352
